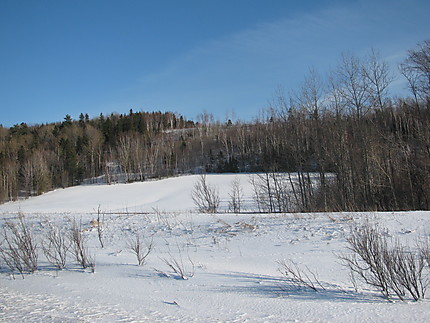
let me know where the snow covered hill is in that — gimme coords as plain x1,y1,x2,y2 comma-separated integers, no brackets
0,174,255,214
0,174,429,322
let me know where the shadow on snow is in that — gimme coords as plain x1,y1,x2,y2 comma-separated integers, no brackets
210,271,383,304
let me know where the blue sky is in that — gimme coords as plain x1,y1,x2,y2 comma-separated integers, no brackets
1,0,429,126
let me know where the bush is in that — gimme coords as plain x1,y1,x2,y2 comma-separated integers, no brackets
192,174,220,213
69,218,95,270
42,223,70,270
340,222,428,301
127,232,153,266
228,177,243,213
0,214,38,278
278,259,325,292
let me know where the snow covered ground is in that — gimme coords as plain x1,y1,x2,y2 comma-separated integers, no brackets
1,174,429,322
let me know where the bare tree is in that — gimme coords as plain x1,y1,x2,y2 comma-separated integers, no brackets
362,49,394,109
250,172,291,213
400,40,430,101
192,174,220,213
117,134,133,182
22,159,33,197
85,124,104,180
336,53,370,118
2,160,19,201
146,140,160,177
400,63,422,106
228,177,244,213
251,173,274,213
297,68,326,119
327,71,346,117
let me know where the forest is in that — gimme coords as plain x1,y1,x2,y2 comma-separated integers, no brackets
1,40,429,212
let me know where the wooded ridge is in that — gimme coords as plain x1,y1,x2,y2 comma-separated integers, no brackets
1,40,429,212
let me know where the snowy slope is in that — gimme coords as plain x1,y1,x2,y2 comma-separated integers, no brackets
0,174,255,214
0,174,429,322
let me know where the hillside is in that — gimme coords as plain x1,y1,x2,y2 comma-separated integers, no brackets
0,174,257,214
1,174,430,322
2,41,430,212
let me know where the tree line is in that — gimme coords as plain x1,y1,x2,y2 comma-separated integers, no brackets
0,111,195,201
1,40,429,211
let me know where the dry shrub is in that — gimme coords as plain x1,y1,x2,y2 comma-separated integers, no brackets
42,223,70,270
192,174,220,213
340,222,428,301
128,232,153,266
278,259,325,292
69,218,95,270
0,214,38,278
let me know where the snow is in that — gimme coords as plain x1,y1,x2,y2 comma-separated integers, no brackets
1,174,429,322
0,174,255,214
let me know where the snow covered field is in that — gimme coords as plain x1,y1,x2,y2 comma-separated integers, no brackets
1,174,429,322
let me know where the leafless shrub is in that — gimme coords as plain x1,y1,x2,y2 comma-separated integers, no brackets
161,240,195,280
278,259,325,292
163,254,195,280
153,207,176,230
0,244,24,279
390,243,427,301
419,237,430,268
128,233,154,266
0,215,38,277
69,218,94,269
340,223,393,300
42,223,70,270
340,222,428,301
228,177,244,213
192,174,220,213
